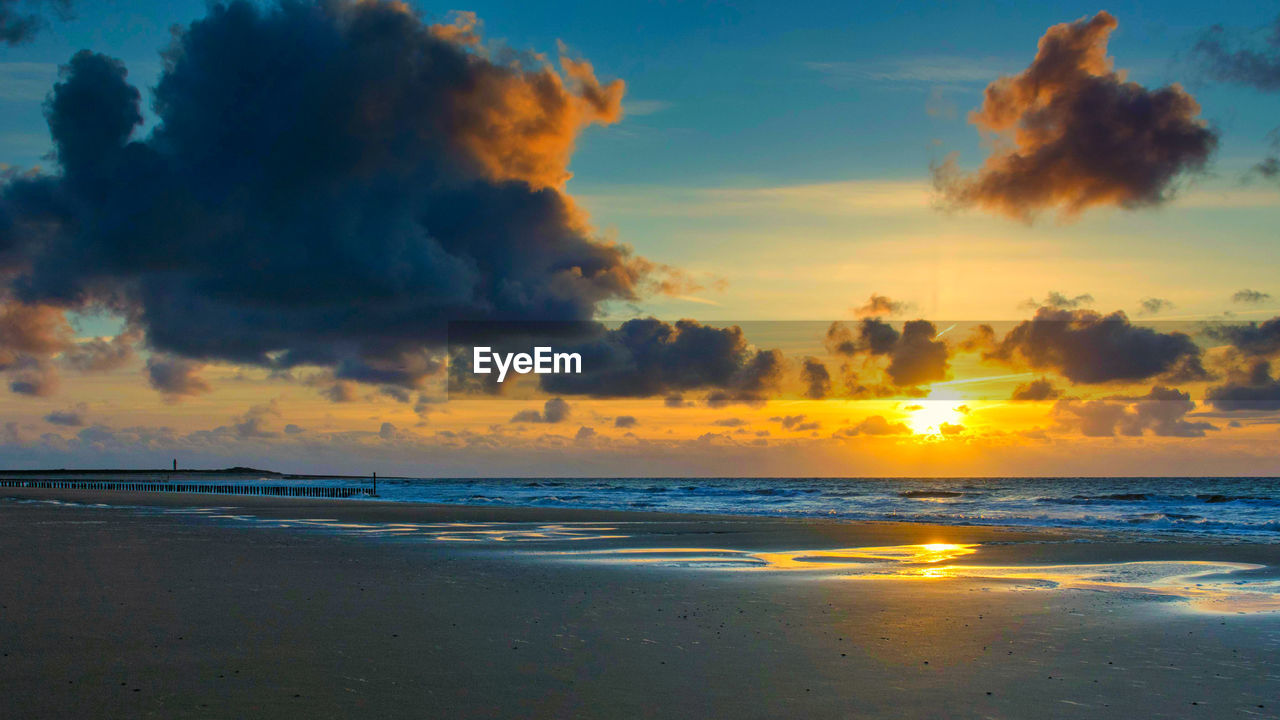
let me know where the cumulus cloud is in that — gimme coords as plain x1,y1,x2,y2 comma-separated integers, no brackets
8,355,57,395
539,318,783,402
145,355,211,400
984,307,1205,384
613,415,636,428
1206,360,1280,411
61,328,139,372
1020,291,1094,311
0,0,72,46
1011,377,1060,401
1138,297,1174,316
933,11,1216,220
44,403,86,426
800,356,832,399
826,318,897,356
0,300,68,394
1054,386,1215,437
320,380,359,403
854,293,913,317
233,400,282,439
1194,15,1280,92
1206,316,1280,357
826,319,949,388
886,320,949,386
510,397,570,424
0,1,651,393
1232,289,1273,304
836,415,912,437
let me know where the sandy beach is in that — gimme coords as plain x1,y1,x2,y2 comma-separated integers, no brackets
1,487,1277,719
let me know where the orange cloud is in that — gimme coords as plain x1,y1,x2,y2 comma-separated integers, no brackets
934,11,1216,220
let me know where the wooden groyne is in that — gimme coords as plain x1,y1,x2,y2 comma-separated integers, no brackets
0,479,372,499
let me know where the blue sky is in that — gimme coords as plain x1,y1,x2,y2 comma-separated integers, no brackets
4,1,1278,182
2,1,1279,475
4,1,1279,326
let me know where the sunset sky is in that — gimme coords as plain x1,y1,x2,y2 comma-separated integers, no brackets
1,0,1279,476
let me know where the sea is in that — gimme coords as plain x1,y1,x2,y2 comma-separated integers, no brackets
287,475,1280,540
7,473,1280,540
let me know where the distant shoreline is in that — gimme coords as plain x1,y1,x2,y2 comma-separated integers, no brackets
0,467,385,480
2,469,1279,481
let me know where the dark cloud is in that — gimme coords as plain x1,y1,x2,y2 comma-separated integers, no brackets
825,319,949,391
1138,297,1174,316
768,415,818,432
1205,316,1280,357
934,11,1216,220
0,0,71,46
1194,15,1280,92
9,360,56,395
539,318,783,401
854,293,913,318
378,386,412,403
957,324,997,353
826,318,899,356
44,403,86,426
145,355,211,400
379,422,415,441
233,401,281,439
835,415,912,437
1020,291,1094,311
1252,153,1280,182
1054,386,1216,437
800,356,832,399
574,426,596,442
663,394,688,408
886,320,949,386
985,307,1205,384
321,380,359,403
0,1,648,392
713,417,747,427
1011,377,1060,401
613,415,636,428
1240,129,1280,184
1206,360,1280,411
1232,289,1273,304
61,328,139,372
510,397,570,424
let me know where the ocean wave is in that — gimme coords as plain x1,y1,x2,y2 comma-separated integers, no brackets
899,490,971,499
347,477,1280,541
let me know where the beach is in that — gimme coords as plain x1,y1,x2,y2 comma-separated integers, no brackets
1,487,1278,719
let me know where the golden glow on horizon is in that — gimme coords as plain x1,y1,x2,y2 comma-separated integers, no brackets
904,401,965,436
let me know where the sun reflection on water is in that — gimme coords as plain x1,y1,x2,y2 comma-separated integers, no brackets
552,543,978,571
548,543,1280,614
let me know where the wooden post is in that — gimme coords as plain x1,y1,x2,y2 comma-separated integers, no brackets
372,471,377,497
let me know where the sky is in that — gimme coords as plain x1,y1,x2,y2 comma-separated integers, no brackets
1,0,1279,476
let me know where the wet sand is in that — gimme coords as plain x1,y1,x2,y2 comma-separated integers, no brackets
1,488,1278,719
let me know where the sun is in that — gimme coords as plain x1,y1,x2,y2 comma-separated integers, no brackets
905,401,965,436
